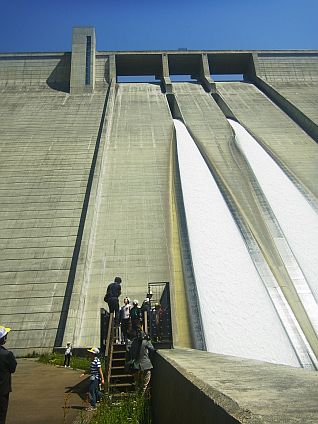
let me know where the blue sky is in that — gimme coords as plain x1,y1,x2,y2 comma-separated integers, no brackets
0,0,317,53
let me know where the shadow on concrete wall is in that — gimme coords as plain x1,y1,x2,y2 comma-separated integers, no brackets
152,353,240,424
46,53,71,93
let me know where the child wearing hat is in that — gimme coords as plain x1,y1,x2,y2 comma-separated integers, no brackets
81,347,104,411
0,326,17,424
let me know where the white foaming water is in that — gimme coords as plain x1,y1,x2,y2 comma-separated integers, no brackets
228,119,318,303
174,119,300,366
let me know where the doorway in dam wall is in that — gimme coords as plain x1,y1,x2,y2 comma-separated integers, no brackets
148,282,173,349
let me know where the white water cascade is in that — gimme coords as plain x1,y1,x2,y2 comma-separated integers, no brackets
174,118,300,367
228,119,318,304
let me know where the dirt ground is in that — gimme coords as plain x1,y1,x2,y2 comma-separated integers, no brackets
6,358,91,424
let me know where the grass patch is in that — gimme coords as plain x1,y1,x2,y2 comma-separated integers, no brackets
38,352,91,371
82,391,152,424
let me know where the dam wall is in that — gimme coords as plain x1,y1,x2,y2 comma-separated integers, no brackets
0,87,105,354
0,27,317,359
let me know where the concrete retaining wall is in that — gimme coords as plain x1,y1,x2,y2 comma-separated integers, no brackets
152,348,318,424
152,352,239,424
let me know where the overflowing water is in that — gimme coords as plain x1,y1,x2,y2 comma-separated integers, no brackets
174,118,300,366
228,119,318,303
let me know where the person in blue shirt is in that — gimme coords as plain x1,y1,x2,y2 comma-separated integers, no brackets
81,347,104,411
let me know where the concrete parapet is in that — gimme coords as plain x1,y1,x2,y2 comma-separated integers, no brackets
152,348,318,423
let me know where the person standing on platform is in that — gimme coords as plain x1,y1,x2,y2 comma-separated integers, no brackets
104,276,122,325
0,326,17,424
141,298,150,333
130,300,142,332
119,297,131,344
152,303,164,341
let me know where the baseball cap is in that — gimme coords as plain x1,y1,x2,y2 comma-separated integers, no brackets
0,326,11,339
87,347,100,354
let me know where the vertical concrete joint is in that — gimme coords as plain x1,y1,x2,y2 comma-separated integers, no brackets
70,27,96,94
161,54,173,94
108,54,117,83
200,54,216,93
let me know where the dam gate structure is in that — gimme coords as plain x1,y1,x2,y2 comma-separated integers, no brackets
0,27,318,374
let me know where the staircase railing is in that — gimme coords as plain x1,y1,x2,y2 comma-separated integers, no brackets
105,312,115,391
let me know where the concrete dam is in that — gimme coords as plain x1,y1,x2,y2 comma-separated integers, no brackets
1,27,318,372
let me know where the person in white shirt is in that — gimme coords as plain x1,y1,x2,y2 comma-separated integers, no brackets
64,342,72,367
119,297,131,344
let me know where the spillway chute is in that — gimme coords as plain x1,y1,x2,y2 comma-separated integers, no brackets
228,119,318,337
174,118,307,368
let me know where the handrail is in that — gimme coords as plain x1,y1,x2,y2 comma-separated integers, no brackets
105,312,114,391
143,310,148,334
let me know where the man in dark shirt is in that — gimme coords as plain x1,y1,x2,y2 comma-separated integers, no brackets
0,326,17,424
104,276,122,325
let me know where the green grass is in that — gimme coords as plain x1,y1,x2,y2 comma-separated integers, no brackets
38,352,91,371
85,391,152,424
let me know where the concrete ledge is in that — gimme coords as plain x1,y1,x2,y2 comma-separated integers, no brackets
152,348,318,423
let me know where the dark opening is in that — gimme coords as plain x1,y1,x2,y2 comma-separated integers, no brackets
166,93,183,120
85,36,91,85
